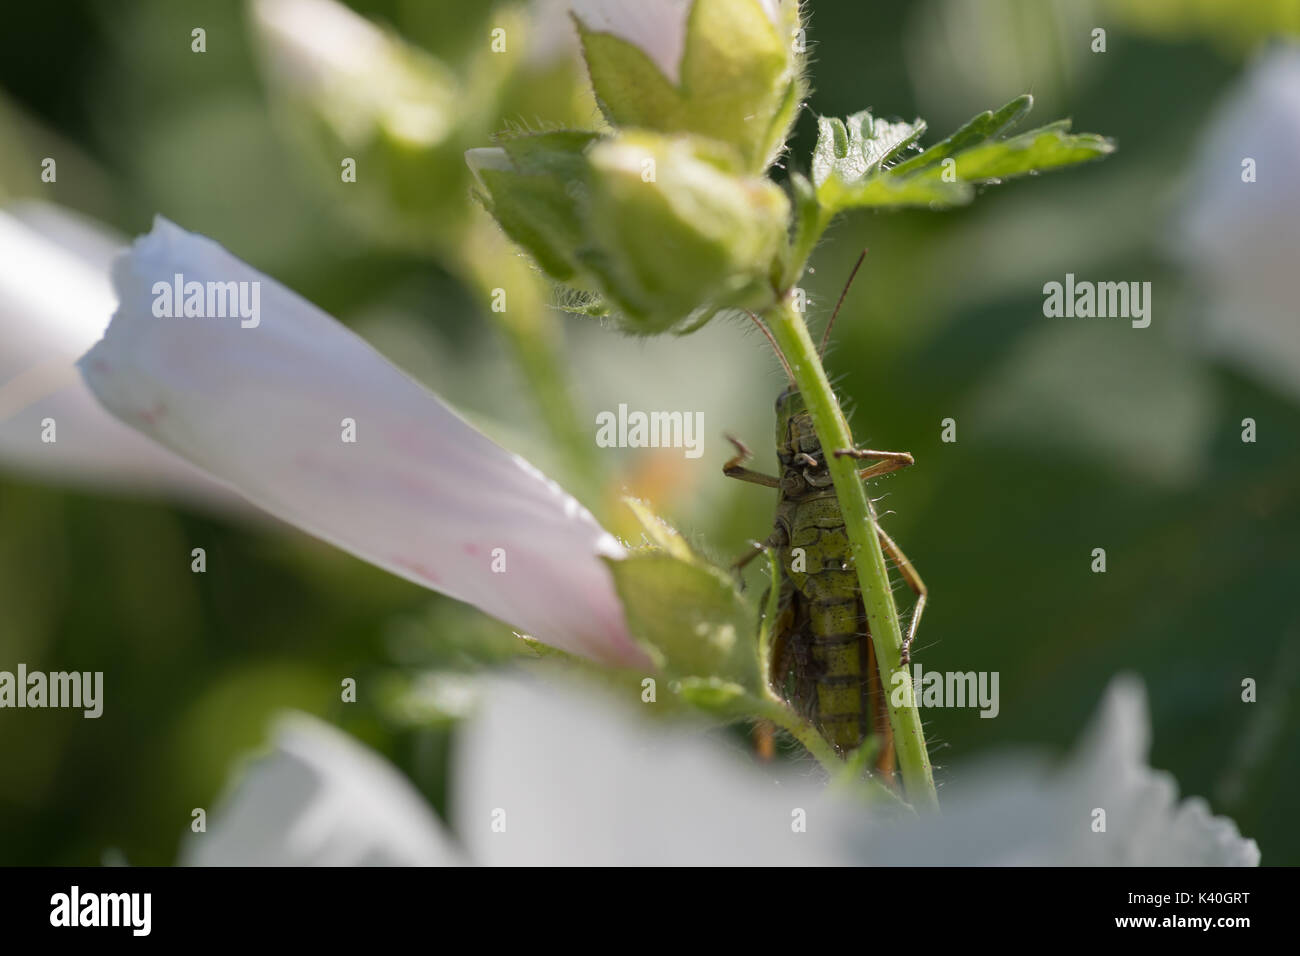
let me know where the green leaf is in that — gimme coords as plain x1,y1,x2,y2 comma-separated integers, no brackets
605,499,758,688
811,111,927,191
812,94,1114,213
606,553,757,687
888,94,1032,177
927,123,1115,182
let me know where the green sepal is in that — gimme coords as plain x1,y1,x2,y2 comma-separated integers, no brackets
605,499,759,689
468,131,600,282
575,0,804,172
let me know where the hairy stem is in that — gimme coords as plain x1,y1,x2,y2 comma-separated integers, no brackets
765,295,938,810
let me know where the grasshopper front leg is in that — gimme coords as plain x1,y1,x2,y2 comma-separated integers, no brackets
722,435,781,487
722,436,786,587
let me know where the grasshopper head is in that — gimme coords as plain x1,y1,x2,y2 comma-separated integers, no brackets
775,387,822,465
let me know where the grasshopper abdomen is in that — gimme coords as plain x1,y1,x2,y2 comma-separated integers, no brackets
727,385,923,771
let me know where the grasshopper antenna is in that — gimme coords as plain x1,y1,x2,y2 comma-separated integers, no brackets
818,248,868,360
745,310,796,385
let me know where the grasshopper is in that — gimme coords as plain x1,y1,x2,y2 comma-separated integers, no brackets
724,254,927,770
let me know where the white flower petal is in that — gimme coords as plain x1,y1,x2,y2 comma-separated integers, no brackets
182,712,460,866
0,203,235,503
455,674,1258,865
852,676,1260,865
193,675,1257,866
79,217,648,668
455,676,855,865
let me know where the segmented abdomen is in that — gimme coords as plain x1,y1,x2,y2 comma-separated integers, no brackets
771,490,894,769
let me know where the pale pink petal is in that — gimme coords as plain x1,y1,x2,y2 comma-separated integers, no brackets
80,217,648,668
0,203,236,505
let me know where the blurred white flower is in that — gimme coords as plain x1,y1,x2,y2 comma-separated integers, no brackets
853,676,1260,865
570,0,784,85
188,674,1258,866
182,712,462,866
0,202,234,504
1177,45,1300,401
79,217,648,669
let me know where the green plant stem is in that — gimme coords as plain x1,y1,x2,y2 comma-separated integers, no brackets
765,295,938,811
755,698,840,770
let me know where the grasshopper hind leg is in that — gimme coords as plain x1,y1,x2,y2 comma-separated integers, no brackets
876,526,927,666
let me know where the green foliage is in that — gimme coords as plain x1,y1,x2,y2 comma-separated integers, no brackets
471,130,790,333
812,95,1115,211
604,500,758,690
469,131,599,283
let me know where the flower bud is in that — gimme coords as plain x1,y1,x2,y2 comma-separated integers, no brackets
580,132,789,331
572,0,805,172
469,130,789,333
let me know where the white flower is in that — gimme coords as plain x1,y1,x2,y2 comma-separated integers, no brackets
188,674,1258,866
79,217,648,669
0,202,233,503
182,712,462,866
570,0,784,85
1177,45,1300,401
852,676,1260,866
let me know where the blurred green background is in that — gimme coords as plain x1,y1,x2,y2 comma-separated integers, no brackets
1,0,1297,864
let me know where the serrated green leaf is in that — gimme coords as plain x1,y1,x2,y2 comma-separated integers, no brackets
812,111,927,191
811,94,1113,213
888,94,1032,177
929,124,1115,183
